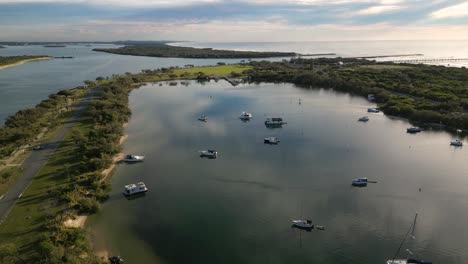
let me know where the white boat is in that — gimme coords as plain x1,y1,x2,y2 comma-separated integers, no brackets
264,137,280,144
450,139,463,147
265,117,286,126
352,177,368,186
198,116,207,122
358,116,369,122
368,108,380,113
199,149,218,159
123,182,148,196
123,155,145,162
387,259,432,264
292,219,313,230
239,111,253,120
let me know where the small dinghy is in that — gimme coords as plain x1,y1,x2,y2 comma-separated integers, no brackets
198,116,207,122
264,137,280,144
450,139,463,147
123,155,145,162
352,177,368,187
407,127,422,134
292,219,314,230
199,149,218,159
316,225,325,230
358,116,369,122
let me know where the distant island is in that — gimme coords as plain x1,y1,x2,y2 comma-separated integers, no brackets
43,44,66,48
0,46,5,48
93,44,298,58
0,55,52,70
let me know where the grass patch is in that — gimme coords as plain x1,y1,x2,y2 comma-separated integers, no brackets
0,167,22,196
173,65,252,77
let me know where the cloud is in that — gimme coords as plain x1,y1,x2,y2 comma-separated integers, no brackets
355,4,401,15
431,1,468,19
0,0,221,7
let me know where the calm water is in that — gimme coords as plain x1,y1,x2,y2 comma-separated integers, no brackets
172,40,468,67
90,80,468,264
0,45,245,122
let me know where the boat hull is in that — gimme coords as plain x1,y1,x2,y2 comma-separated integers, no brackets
123,189,148,196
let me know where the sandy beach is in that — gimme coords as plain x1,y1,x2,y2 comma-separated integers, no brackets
0,56,52,70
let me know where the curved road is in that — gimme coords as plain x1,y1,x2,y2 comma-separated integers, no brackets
0,88,97,224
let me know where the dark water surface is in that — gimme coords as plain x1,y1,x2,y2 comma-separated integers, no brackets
90,80,468,264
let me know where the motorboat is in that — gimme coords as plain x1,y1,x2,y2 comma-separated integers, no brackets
358,116,369,122
109,256,124,264
406,127,421,134
352,177,368,187
316,225,325,230
199,149,218,159
450,139,463,147
387,259,432,264
368,108,380,113
123,155,145,162
239,111,253,120
264,137,280,144
292,219,313,230
265,117,286,127
198,116,208,122
123,182,148,196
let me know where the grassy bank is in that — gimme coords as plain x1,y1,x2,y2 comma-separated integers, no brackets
93,43,296,58
0,56,52,70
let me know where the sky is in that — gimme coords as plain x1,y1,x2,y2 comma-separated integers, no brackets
1,0,468,41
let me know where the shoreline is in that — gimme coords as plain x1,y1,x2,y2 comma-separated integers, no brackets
0,56,52,70
63,125,129,261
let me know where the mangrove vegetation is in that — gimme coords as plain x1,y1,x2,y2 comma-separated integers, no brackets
93,44,297,58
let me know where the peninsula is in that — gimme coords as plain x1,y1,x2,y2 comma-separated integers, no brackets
0,55,52,70
93,43,298,58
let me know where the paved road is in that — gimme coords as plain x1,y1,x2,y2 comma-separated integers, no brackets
0,88,97,224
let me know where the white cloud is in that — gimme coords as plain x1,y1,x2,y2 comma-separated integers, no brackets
355,4,401,15
431,1,468,19
0,0,221,7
